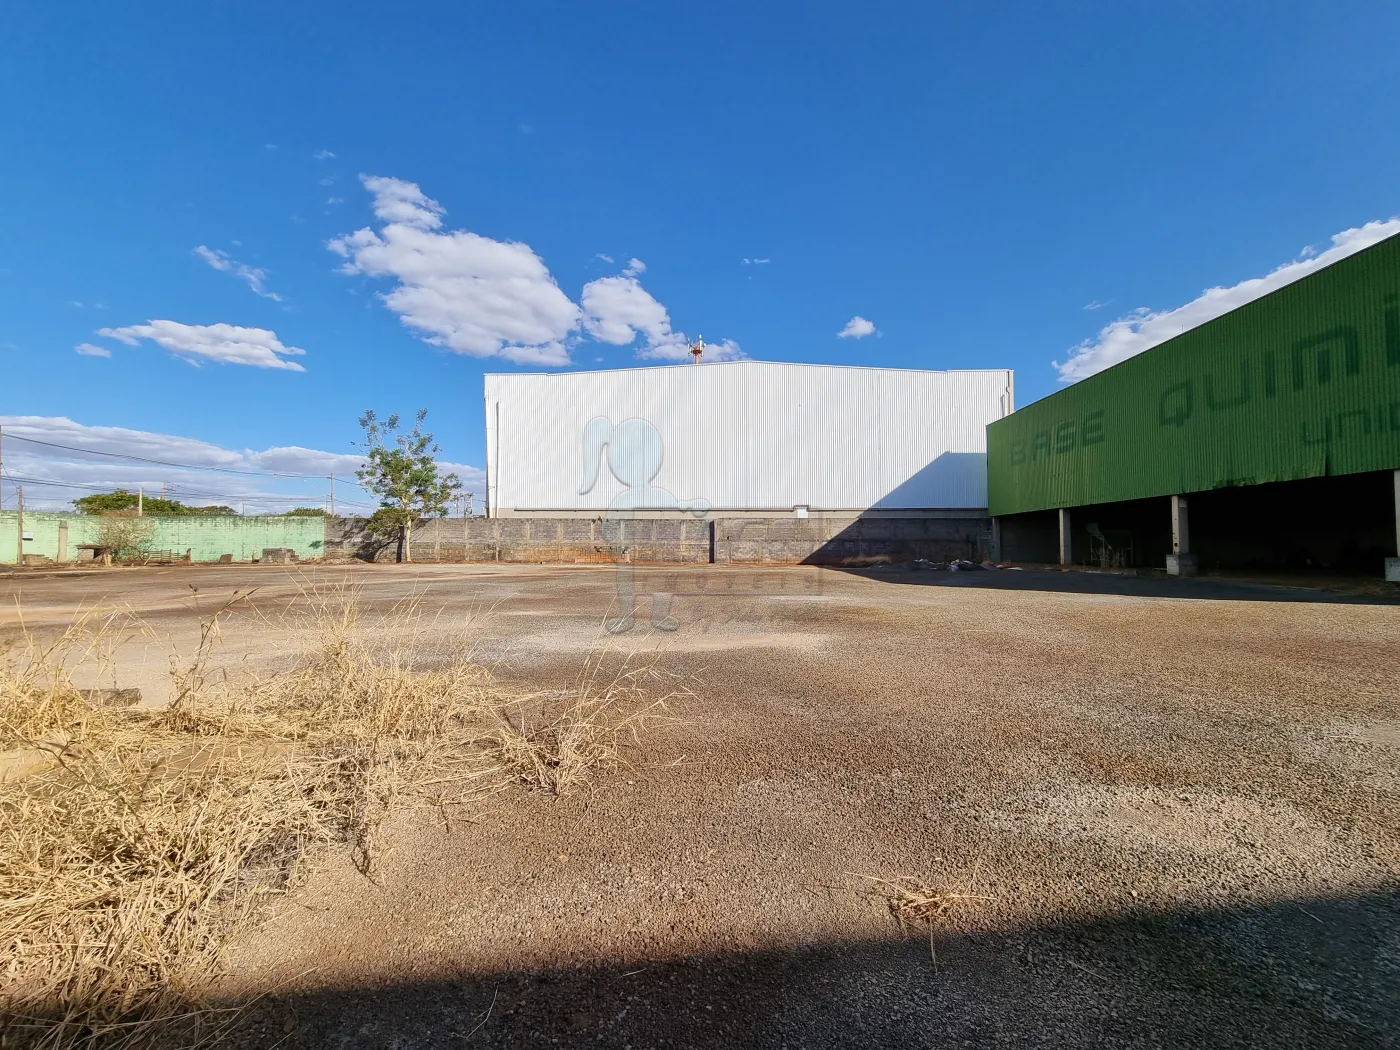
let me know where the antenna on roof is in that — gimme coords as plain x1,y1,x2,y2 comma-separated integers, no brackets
689,334,704,364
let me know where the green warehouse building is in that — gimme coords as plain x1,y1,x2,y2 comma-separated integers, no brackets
987,232,1400,580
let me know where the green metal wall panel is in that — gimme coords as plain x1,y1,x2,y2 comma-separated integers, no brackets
988,233,1400,516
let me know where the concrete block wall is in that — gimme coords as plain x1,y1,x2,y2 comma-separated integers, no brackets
0,512,325,564
2,511,990,568
323,516,713,564
324,514,990,566
716,515,990,565
0,512,94,564
141,516,325,562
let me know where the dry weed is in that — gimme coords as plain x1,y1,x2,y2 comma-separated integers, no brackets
854,874,993,928
0,606,142,746
485,652,676,795
0,584,661,1049
852,873,994,970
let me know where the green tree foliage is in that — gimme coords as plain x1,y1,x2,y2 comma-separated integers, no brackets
356,409,460,563
283,507,326,516
73,490,195,516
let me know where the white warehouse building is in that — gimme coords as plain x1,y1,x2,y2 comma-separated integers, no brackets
483,361,1014,518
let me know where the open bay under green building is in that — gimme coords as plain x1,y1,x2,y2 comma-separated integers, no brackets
986,231,1400,580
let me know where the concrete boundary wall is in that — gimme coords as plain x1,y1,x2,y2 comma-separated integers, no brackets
324,514,991,565
2,512,990,567
0,512,325,564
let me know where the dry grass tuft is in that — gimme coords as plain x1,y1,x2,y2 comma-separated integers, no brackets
0,607,142,747
852,873,994,971
0,585,661,1049
853,874,993,930
485,653,674,795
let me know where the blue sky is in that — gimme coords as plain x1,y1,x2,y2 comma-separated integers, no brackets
3,2,1399,511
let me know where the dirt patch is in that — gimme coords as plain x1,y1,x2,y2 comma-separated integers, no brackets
1342,717,1400,749
507,626,830,656
2,564,1398,1048
998,781,1348,876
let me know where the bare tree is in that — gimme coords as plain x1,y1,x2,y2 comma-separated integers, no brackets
97,512,158,563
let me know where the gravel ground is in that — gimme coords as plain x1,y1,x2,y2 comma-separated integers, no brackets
3,563,1398,1048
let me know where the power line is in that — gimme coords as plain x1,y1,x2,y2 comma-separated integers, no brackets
4,432,483,497
0,431,485,517
1,471,377,509
2,433,370,486
1,464,368,503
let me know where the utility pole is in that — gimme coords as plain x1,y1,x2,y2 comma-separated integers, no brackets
15,485,23,566
138,484,144,517
329,475,336,516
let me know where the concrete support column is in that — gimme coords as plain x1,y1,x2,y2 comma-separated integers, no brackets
990,517,1002,562
1386,469,1400,583
1057,508,1072,566
57,521,69,563
1167,494,1197,577
1171,495,1190,554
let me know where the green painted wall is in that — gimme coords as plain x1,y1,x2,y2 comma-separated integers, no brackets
0,513,325,564
988,233,1400,516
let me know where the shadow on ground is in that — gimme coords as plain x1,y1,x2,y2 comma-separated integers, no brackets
11,885,1391,1049
840,566,1400,606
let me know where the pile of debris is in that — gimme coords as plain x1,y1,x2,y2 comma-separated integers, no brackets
911,558,996,572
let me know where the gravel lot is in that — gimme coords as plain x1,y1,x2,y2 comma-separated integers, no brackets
3,563,1398,1048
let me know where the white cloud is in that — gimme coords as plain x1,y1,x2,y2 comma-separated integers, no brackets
314,149,336,160
1082,300,1107,311
359,175,445,229
194,245,283,301
742,258,771,265
329,175,579,365
1057,218,1400,382
74,342,110,357
96,321,307,371
595,253,615,264
637,336,746,363
580,270,673,347
837,316,877,339
581,259,745,362
0,415,485,513
319,176,336,187
332,177,744,367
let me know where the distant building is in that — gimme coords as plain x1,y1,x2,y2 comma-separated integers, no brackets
987,232,1400,579
484,361,1013,518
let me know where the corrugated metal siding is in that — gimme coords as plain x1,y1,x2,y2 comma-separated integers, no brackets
485,362,1013,512
988,232,1400,517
